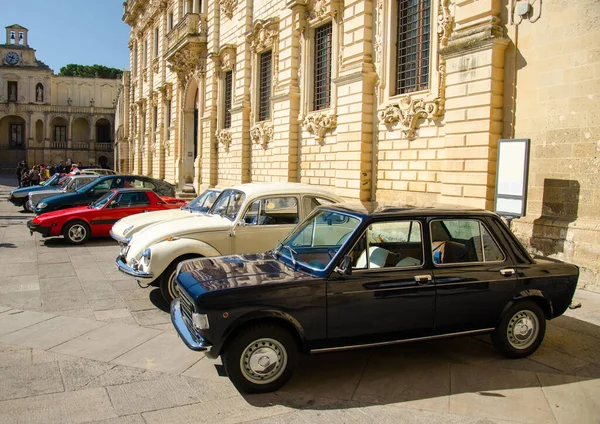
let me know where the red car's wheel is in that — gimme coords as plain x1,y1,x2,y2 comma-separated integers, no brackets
62,220,90,245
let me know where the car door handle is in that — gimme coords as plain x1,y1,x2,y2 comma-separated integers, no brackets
414,275,432,285
499,268,516,276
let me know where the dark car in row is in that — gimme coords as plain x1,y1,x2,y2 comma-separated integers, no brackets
171,203,579,393
33,174,176,215
8,173,64,208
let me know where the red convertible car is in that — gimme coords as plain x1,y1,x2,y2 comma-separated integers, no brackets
27,188,187,245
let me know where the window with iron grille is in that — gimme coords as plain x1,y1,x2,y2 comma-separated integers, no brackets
54,126,66,142
154,27,159,57
223,70,233,129
153,106,158,130
258,50,272,121
166,100,172,127
313,23,332,111
395,0,430,95
144,40,148,67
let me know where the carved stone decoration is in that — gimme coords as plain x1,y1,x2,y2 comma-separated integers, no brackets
219,45,236,72
302,112,337,143
217,128,232,151
152,58,159,74
221,0,238,20
306,0,337,22
374,0,383,83
167,49,202,86
438,0,453,48
250,20,278,53
250,121,273,149
377,97,442,140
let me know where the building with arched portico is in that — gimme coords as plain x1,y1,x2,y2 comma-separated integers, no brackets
0,24,119,171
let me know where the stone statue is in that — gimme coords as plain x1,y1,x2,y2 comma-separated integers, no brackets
36,84,43,102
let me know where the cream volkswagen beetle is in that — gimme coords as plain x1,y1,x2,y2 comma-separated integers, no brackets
116,182,343,302
110,188,222,245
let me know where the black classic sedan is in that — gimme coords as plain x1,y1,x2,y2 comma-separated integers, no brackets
170,203,579,393
33,174,176,215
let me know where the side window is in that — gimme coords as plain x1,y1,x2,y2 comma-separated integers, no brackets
142,180,156,190
92,180,111,193
111,178,125,189
303,196,335,216
350,220,423,270
114,192,150,207
242,197,299,226
430,219,505,265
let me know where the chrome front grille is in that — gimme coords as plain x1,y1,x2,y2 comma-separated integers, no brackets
179,289,194,324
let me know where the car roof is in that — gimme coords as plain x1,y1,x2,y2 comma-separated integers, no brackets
112,188,154,193
226,182,343,201
70,174,100,179
319,202,500,219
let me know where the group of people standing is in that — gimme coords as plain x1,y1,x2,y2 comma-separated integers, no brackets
15,160,84,188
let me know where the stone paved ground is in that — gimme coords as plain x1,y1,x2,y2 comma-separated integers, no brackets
0,174,599,423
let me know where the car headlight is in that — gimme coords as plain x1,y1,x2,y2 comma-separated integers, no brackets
123,225,134,236
192,313,210,329
37,202,48,209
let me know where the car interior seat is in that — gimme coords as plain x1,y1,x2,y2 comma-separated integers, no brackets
356,246,391,268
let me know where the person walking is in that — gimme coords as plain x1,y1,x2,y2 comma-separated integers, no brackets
29,166,40,186
16,161,24,187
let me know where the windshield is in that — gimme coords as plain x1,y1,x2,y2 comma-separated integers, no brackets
276,209,361,272
208,189,245,221
91,191,114,209
42,174,59,186
184,189,220,213
59,178,73,191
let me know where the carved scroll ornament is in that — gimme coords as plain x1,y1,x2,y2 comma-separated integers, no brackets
217,128,232,151
302,111,337,143
167,49,202,86
221,0,238,19
377,97,442,140
250,21,278,53
250,121,273,149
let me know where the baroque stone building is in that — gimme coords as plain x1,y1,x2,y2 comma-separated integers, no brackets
120,0,600,290
0,24,119,170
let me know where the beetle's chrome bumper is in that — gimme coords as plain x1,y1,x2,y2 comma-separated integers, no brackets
170,299,212,352
115,256,153,279
109,229,131,244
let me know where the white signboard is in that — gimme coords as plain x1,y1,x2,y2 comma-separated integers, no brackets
494,139,530,217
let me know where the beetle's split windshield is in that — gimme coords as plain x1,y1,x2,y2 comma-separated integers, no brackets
209,190,245,220
184,190,220,213
277,210,361,271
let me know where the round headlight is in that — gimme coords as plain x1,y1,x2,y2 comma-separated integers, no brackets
123,225,134,236
37,202,48,209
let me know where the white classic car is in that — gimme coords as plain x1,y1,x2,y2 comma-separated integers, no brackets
115,182,343,302
110,188,222,244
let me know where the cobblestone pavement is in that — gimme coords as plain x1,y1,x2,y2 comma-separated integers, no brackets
0,174,599,423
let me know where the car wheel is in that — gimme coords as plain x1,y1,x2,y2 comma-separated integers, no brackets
491,300,546,358
62,220,90,245
159,255,202,303
222,324,298,394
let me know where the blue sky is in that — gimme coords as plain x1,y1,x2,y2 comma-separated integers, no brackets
3,0,130,74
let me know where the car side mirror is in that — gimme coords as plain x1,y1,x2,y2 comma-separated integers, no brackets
334,255,352,275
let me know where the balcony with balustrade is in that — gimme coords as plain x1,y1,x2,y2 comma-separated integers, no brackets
165,13,208,60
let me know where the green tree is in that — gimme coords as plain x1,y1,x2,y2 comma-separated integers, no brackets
58,64,123,79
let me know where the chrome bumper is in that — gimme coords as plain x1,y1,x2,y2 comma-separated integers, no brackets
115,255,153,279
109,229,131,244
170,299,212,352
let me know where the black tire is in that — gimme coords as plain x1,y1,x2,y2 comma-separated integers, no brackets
158,255,202,303
62,220,91,245
491,300,546,358
222,324,298,394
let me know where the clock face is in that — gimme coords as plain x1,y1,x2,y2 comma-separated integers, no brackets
5,52,19,65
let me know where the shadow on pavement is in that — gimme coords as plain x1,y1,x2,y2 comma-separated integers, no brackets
149,287,170,312
42,237,119,248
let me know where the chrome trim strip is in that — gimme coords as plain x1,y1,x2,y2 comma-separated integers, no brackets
115,256,153,279
170,299,212,352
310,328,495,353
109,229,129,243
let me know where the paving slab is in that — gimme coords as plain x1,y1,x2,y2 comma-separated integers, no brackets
449,363,555,423
112,331,202,374
0,274,40,293
0,343,32,368
39,276,83,293
42,289,90,313
0,305,12,313
0,290,42,311
181,356,225,382
0,361,64,401
0,387,117,424
537,372,600,424
0,309,55,336
50,322,161,362
38,262,76,279
0,315,106,350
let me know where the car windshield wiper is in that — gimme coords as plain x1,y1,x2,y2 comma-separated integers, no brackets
281,245,298,268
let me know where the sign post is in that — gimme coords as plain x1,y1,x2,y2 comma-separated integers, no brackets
494,139,531,227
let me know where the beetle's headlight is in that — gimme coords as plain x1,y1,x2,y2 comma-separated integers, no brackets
123,225,134,236
192,313,210,329
37,202,48,209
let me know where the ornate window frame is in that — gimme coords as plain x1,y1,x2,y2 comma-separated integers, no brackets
375,0,452,140
214,44,236,151
248,19,279,149
293,0,341,143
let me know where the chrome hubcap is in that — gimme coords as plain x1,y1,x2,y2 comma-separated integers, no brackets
507,309,539,349
168,270,179,299
68,225,86,242
240,338,287,385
